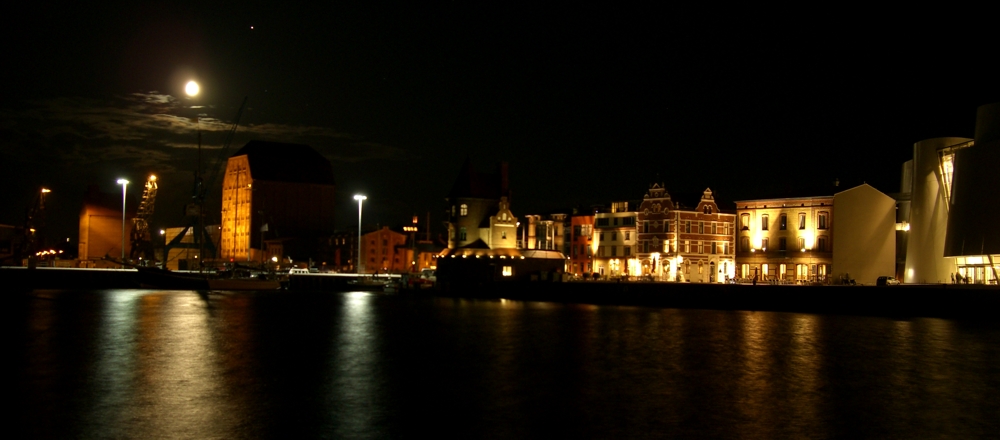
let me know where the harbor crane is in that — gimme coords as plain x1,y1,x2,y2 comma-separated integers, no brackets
129,175,158,263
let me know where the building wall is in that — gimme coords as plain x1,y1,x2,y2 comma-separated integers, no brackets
447,197,496,248
946,102,1000,257
736,196,834,283
568,214,594,275
79,202,134,263
636,184,675,278
362,227,408,273
221,154,337,262
593,209,638,277
486,198,518,249
831,184,896,285
904,137,969,283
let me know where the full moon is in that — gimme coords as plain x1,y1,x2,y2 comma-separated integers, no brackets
185,80,200,97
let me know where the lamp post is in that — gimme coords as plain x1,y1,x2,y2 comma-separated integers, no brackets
354,195,367,274
117,179,129,264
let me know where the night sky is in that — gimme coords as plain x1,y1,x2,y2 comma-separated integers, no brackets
3,3,997,247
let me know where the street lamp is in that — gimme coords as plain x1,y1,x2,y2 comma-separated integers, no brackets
117,178,129,263
354,194,367,274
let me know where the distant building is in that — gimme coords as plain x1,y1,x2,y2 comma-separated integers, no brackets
899,102,1000,285
78,185,135,267
593,201,638,278
438,160,567,285
219,141,336,264
735,194,834,283
734,184,894,285
523,213,568,252
361,226,408,274
636,186,735,283
568,212,595,276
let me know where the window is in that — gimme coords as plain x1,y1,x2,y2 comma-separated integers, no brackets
686,221,692,233
780,214,787,230
613,217,619,226
741,214,750,230
599,232,605,241
779,237,787,251
817,236,827,251
502,266,513,276
699,222,704,234
643,221,648,233
573,225,582,236
798,213,806,230
724,242,730,254
502,231,507,240
460,204,468,216
623,217,635,226
459,227,467,241
741,236,749,251
611,232,617,241
762,238,769,250
698,241,704,254
597,218,609,226
624,246,631,256
712,222,717,235
599,246,605,257
611,246,617,257
711,242,717,254
798,237,806,250
818,212,828,230
761,214,769,231
625,232,630,241
643,241,649,253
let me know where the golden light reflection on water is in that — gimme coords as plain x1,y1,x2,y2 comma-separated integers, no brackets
133,291,229,438
327,290,378,437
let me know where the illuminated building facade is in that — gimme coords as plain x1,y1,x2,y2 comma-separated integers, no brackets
568,212,595,275
593,201,638,277
219,141,336,263
636,184,675,280
673,189,735,283
901,102,1000,285
439,159,567,285
361,226,409,274
735,195,834,283
78,185,135,267
523,213,568,252
445,160,517,250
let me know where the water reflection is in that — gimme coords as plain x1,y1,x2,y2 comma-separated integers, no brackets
16,290,1000,438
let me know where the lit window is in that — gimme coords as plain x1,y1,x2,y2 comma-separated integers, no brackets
502,266,513,276
761,215,769,231
699,222,704,234
762,238,769,250
798,237,805,250
818,212,828,230
502,231,507,239
798,213,806,230
460,204,468,216
741,214,750,230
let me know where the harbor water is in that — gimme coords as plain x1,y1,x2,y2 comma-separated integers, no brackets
13,289,1000,438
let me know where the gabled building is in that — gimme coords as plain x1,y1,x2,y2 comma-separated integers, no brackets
568,211,595,276
219,140,336,264
633,186,736,283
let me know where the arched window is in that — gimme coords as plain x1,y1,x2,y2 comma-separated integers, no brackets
460,204,468,216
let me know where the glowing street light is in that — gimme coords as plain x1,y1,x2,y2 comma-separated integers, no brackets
354,194,367,273
117,179,129,263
